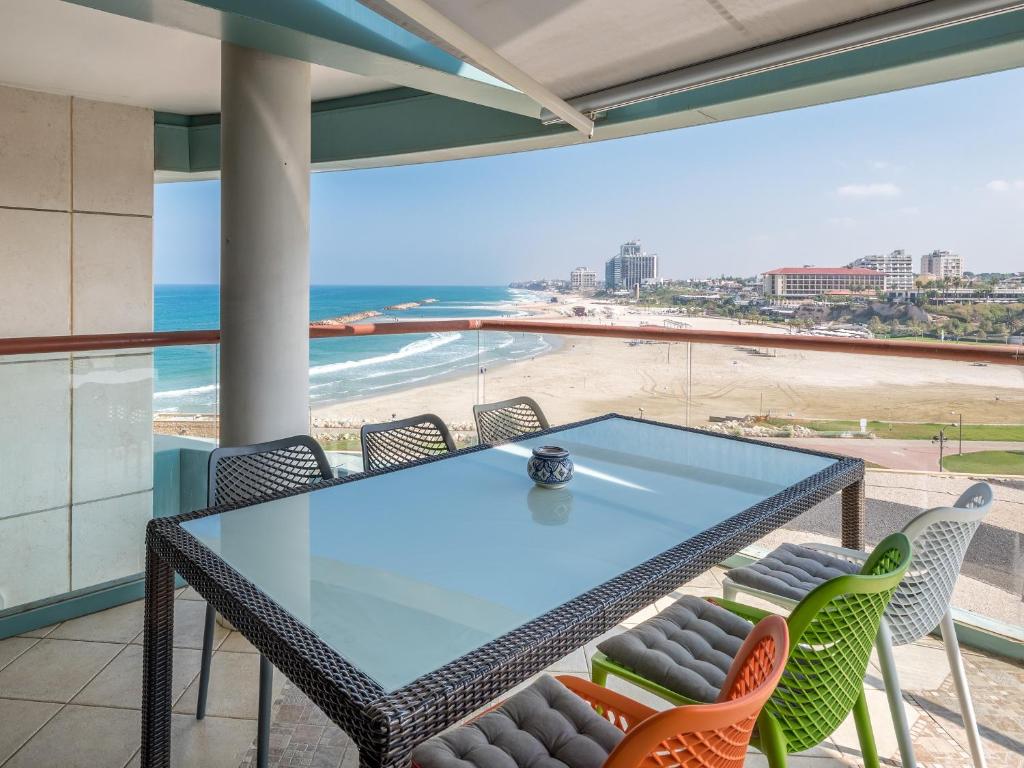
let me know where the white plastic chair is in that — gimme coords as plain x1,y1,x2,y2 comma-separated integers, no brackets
722,482,993,768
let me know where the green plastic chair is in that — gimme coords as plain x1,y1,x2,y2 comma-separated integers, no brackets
591,533,912,768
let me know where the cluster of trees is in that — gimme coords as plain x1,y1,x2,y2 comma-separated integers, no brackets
610,284,1024,341
865,306,1022,341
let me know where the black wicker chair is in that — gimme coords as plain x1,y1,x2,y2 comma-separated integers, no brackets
197,435,333,768
473,396,549,445
360,413,456,472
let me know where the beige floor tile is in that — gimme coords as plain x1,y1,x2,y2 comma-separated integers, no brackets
745,751,855,767
680,568,723,590
178,587,203,601
827,686,916,767
167,713,260,768
173,651,284,719
122,716,262,768
172,599,228,650
5,704,140,768
340,745,360,768
881,641,952,692
621,604,659,626
0,636,38,670
218,631,258,654
130,599,229,651
0,639,121,702
72,644,202,709
17,623,60,638
49,600,144,643
544,647,589,675
673,583,725,601
0,698,62,764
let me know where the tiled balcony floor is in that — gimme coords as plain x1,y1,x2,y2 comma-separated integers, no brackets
1,569,1021,767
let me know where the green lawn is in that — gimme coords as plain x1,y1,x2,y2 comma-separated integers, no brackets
318,436,362,452
942,450,1024,475
871,335,1005,347
766,418,1024,441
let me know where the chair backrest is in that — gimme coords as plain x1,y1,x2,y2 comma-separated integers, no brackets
767,533,912,755
207,435,334,507
599,615,789,768
473,396,549,445
885,481,993,645
360,413,455,472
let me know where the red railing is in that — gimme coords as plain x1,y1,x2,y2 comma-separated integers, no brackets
1,319,1022,365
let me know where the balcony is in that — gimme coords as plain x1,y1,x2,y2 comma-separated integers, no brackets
3,1,1024,765
1,320,1021,767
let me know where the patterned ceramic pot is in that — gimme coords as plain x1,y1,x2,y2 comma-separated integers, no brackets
527,445,574,488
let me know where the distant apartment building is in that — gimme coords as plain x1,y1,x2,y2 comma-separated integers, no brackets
762,267,885,299
920,250,963,281
848,249,913,292
570,266,597,290
605,240,658,290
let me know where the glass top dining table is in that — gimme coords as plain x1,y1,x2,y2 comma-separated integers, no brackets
184,416,837,692
141,414,864,768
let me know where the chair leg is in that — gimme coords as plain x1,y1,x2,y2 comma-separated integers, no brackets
196,602,216,720
722,579,738,602
852,689,881,768
590,657,609,687
757,714,789,768
256,654,273,768
939,611,987,768
876,621,917,768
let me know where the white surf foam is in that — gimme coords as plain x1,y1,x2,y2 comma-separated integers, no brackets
309,333,462,377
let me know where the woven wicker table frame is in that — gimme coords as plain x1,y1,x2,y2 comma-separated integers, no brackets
140,414,864,768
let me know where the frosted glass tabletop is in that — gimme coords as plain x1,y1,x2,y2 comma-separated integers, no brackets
182,417,837,692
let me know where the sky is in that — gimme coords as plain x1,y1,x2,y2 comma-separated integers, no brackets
154,67,1024,285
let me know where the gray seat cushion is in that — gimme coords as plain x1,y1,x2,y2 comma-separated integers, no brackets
596,595,752,703
726,543,860,601
411,675,624,768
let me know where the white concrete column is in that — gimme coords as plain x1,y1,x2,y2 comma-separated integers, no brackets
220,43,311,445
219,45,312,620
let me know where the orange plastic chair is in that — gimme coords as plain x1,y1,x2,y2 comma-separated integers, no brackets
413,615,788,768
568,614,789,768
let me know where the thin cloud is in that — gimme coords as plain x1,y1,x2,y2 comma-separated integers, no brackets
826,216,857,229
986,179,1024,192
837,182,901,198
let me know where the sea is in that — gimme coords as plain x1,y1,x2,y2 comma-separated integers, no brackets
153,285,551,413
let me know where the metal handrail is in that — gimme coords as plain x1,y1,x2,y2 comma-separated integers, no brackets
0,319,1021,365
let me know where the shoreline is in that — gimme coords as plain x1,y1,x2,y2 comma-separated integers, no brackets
154,291,1024,448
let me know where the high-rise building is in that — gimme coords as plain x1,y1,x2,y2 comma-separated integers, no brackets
762,267,885,299
605,240,658,290
920,250,963,281
848,249,913,292
570,266,597,290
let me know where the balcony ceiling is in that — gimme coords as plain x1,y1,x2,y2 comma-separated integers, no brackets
0,0,393,114
4,0,1020,174
360,0,924,101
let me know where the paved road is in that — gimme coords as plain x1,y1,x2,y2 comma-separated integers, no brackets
765,437,1024,471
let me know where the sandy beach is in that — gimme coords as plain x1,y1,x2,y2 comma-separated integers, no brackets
154,294,1024,453
310,297,1024,432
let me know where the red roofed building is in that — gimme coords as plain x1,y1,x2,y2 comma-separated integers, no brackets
762,267,885,299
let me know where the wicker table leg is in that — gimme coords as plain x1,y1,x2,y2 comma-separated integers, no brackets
353,733,389,768
841,477,866,551
141,543,175,768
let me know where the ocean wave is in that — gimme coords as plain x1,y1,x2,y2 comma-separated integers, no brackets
154,383,219,399
155,330,548,404
309,333,462,376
